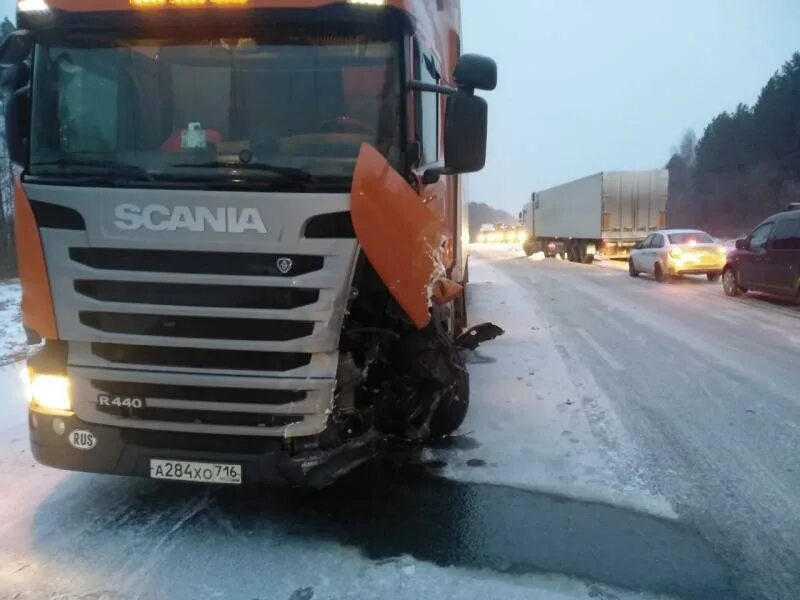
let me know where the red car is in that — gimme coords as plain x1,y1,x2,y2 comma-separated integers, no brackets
723,205,800,299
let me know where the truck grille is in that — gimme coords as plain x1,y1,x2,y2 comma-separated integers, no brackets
92,380,306,406
91,343,312,372
31,185,357,439
74,280,320,310
96,404,304,428
70,247,324,277
80,312,314,341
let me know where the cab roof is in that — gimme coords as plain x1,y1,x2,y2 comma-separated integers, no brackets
21,0,461,76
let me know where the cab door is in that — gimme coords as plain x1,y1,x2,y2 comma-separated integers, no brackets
764,217,800,294
738,222,774,289
411,38,449,262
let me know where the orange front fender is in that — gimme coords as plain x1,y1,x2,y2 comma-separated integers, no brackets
350,144,447,329
15,179,58,340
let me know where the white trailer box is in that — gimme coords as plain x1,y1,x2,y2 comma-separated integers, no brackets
522,170,668,261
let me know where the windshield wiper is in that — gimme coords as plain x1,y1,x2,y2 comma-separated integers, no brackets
31,159,154,181
170,161,315,182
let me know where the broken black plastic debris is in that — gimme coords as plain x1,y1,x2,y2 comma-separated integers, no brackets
455,322,505,350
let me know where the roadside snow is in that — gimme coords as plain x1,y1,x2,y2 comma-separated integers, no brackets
429,250,676,519
0,279,30,365
0,261,679,600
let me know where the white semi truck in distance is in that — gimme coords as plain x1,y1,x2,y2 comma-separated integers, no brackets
521,171,668,263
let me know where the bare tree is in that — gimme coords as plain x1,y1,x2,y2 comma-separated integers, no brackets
678,129,697,169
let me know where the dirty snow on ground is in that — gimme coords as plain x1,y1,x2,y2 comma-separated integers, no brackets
0,279,30,365
0,265,679,600
427,248,676,519
0,353,675,600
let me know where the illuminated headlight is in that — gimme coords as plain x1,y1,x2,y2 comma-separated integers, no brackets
348,0,386,5
18,0,50,12
517,231,528,243
25,370,72,414
717,246,728,255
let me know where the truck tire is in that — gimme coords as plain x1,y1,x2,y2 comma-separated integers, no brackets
706,272,721,282
568,243,577,263
523,244,535,257
577,243,587,264
429,354,470,437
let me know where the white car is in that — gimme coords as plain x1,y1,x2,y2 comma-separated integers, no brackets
629,229,728,282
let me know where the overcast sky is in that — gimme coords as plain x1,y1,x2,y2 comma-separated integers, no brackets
462,0,800,213
3,1,799,214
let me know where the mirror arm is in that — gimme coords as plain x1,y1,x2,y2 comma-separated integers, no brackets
407,80,458,95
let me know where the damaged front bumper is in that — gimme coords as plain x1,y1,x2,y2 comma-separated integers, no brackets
29,410,381,488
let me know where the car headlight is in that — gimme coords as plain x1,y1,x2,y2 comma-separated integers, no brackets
477,234,486,243
668,247,682,259
26,370,72,413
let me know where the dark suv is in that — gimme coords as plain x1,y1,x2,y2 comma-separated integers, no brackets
723,205,800,299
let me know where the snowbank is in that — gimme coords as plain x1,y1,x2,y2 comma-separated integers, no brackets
0,279,29,365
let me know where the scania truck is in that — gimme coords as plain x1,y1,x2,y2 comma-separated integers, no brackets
1,0,497,487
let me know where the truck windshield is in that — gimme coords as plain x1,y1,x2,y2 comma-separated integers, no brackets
29,34,401,186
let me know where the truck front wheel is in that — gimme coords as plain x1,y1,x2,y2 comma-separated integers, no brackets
429,354,470,437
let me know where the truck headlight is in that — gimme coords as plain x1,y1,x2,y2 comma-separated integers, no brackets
26,370,72,413
517,231,528,243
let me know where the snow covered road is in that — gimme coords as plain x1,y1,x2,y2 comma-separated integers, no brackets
467,244,800,600
1,246,798,599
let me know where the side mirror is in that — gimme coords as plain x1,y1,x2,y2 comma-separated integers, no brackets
443,90,487,174
735,238,747,250
0,62,31,93
0,30,33,68
6,85,31,165
454,54,497,91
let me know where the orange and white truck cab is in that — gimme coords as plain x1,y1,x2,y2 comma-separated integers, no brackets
1,0,498,486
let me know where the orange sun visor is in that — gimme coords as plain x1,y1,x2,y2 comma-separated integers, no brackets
350,144,446,329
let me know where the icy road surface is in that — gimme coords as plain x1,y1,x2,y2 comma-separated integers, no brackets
1,246,798,599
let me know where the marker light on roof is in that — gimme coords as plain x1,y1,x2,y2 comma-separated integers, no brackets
348,0,387,5
18,0,50,13
130,0,248,7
